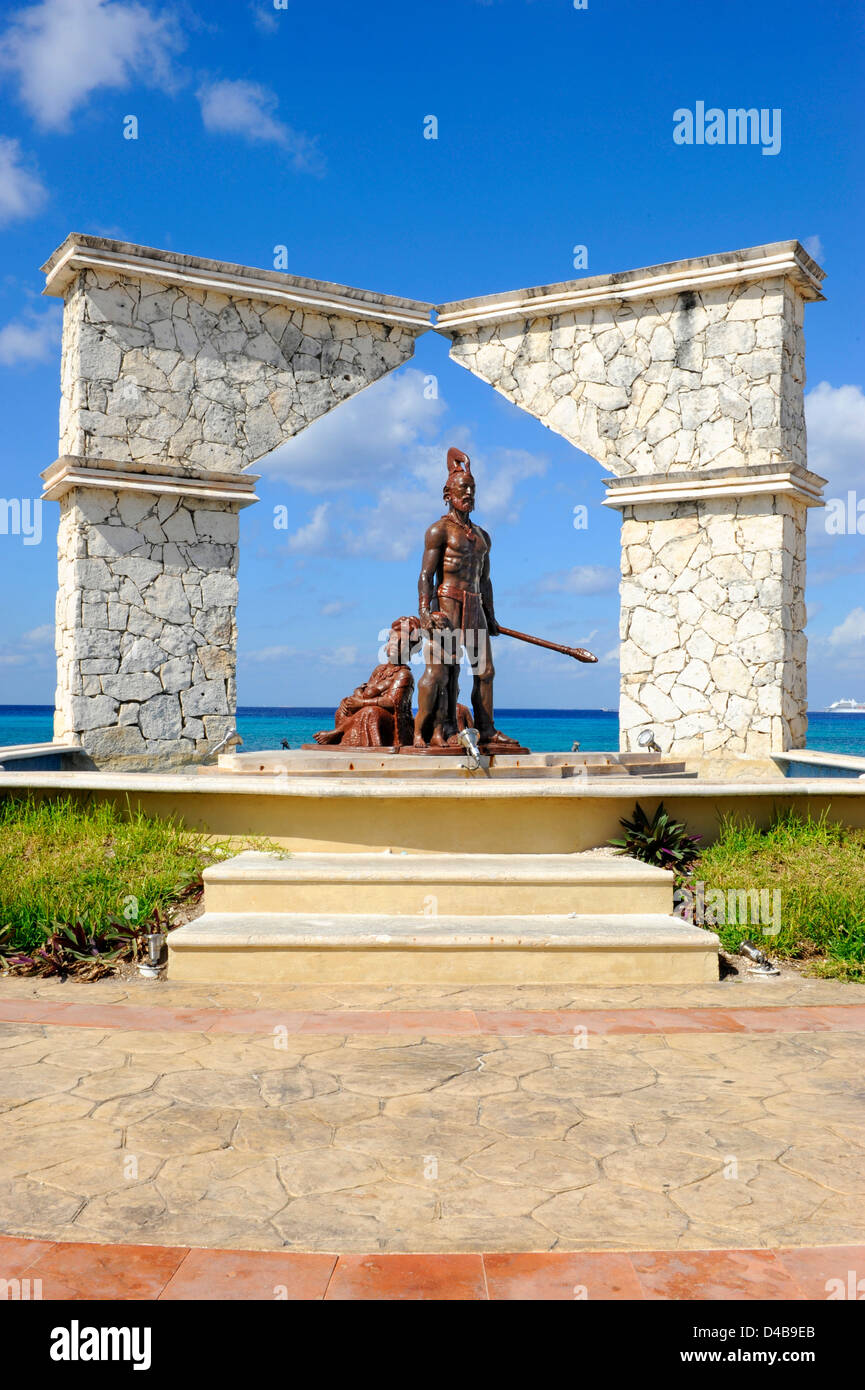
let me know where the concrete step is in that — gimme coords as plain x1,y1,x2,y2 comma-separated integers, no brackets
168,911,719,985
202,851,674,916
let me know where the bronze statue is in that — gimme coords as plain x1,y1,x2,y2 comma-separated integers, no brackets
312,445,598,756
412,448,597,750
313,616,422,748
413,449,513,748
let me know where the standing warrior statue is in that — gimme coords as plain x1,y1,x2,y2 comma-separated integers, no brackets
414,448,519,749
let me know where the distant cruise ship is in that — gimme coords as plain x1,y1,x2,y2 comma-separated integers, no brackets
828,698,865,713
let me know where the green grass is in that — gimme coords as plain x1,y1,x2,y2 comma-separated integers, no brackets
694,809,865,981
0,794,227,957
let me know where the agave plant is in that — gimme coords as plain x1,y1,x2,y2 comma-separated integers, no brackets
0,915,145,980
610,801,702,875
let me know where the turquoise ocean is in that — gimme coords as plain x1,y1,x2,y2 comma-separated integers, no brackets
2,705,865,757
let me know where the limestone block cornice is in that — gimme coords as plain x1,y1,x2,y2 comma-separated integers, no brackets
602,462,827,511
435,241,825,333
41,454,260,508
42,234,434,331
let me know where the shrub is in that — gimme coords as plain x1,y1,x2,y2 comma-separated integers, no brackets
610,800,702,875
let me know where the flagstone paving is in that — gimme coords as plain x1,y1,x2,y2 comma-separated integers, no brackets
0,973,864,1257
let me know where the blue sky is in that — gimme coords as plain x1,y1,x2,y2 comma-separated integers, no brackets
0,0,863,710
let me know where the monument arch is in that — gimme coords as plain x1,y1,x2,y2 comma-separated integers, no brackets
435,242,826,755
41,235,432,767
41,235,825,766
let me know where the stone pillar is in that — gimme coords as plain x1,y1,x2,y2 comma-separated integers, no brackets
41,235,432,768
604,468,824,755
435,240,826,756
44,457,255,768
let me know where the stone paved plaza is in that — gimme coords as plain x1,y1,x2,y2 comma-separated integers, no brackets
2,973,863,1263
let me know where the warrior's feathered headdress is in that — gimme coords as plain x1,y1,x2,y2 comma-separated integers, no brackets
443,447,473,501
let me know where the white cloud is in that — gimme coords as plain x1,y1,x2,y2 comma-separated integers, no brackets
197,79,324,173
22,624,54,645
474,449,546,523
537,565,619,596
342,443,547,563
0,624,55,667
264,367,548,561
321,644,359,667
805,381,865,489
264,368,446,491
0,137,47,226
828,607,865,648
319,599,356,618
0,0,182,130
242,640,358,669
244,644,297,664
250,3,279,34
285,502,331,554
802,234,824,263
0,304,61,366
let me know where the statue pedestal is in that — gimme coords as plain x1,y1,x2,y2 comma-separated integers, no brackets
398,742,531,756
211,748,695,780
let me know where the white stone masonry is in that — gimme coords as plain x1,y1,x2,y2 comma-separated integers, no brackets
43,236,432,767
436,242,825,755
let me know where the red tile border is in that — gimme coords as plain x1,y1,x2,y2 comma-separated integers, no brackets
0,1234,57,1279
159,1248,337,1301
324,1253,488,1301
384,1010,482,1034
0,999,74,1024
2,997,865,1037
773,1245,865,1301
297,1011,404,1034
2,1236,863,1300
484,1250,642,1300
629,1248,806,1301
206,1009,307,1034
14,1241,189,1301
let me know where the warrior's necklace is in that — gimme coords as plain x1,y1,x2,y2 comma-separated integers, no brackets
451,513,476,541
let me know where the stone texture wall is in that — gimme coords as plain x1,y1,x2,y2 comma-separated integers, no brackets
60,267,417,474
443,265,820,755
48,252,425,767
54,486,238,768
780,283,807,473
618,495,808,756
447,278,802,479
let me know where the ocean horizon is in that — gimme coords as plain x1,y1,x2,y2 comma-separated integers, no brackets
2,704,865,757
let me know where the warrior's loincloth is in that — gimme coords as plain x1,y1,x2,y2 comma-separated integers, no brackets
435,583,492,672
437,583,484,638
